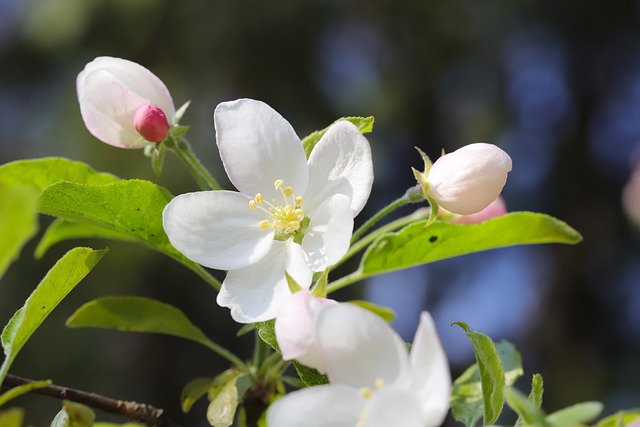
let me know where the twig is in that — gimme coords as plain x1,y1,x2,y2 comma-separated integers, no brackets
2,374,180,427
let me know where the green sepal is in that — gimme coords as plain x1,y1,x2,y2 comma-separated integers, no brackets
595,409,640,427
348,300,395,323
292,361,329,387
312,270,329,298
285,271,303,294
255,320,279,352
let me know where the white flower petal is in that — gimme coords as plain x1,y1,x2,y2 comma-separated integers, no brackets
79,57,175,121
366,388,427,427
275,292,336,372
305,120,374,216
77,71,149,148
217,241,312,323
266,385,363,427
427,143,512,215
315,303,410,389
410,312,451,425
214,99,309,200
162,191,273,270
302,194,353,272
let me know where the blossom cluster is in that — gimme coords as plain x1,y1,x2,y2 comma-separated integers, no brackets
76,56,514,427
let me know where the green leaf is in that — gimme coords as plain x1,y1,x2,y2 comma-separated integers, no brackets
0,247,107,385
35,219,135,259
451,340,521,427
546,402,603,427
180,375,242,414
255,320,279,352
301,116,374,158
505,387,549,427
0,379,51,407
0,408,24,427
360,212,582,278
0,184,39,280
0,158,118,191
595,409,640,427
453,322,506,425
348,300,395,323
50,401,95,427
516,374,544,426
66,296,219,351
37,179,219,290
529,374,544,409
292,361,329,387
207,373,251,427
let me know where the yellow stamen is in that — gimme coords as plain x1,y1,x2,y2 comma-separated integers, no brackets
359,387,373,399
295,196,304,205
274,179,284,190
249,200,257,210
375,378,385,390
259,220,271,229
283,186,293,197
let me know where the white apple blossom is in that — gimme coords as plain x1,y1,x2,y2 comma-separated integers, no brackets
268,301,451,427
77,56,175,148
162,99,373,323
414,143,512,215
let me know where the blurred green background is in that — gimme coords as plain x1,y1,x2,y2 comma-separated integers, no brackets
1,0,640,425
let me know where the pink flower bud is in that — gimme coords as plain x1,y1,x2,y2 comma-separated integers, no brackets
133,104,169,143
426,143,512,215
77,56,175,148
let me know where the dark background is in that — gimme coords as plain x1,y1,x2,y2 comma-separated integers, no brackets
1,0,639,425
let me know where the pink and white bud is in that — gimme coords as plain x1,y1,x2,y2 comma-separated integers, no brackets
274,291,336,373
453,196,507,224
133,104,169,142
77,56,175,148
426,143,512,215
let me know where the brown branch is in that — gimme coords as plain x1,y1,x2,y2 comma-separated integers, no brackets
2,374,181,427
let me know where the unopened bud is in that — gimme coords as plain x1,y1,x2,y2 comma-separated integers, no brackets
133,104,169,143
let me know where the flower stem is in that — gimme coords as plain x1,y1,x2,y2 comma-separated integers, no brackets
165,136,221,191
326,270,368,294
252,329,269,372
334,207,430,269
202,339,246,370
351,193,417,244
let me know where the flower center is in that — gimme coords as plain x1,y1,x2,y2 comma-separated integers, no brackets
249,179,308,241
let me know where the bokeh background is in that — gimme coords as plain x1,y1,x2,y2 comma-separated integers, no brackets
1,0,640,425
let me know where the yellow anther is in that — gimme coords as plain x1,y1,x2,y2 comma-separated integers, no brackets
249,200,257,210
359,387,374,399
283,187,293,197
295,196,304,205
255,193,264,204
274,179,284,190
259,220,271,229
295,208,304,218
375,378,385,390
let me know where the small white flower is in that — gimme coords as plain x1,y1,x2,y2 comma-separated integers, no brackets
268,302,451,427
162,99,374,323
414,143,512,215
77,56,175,148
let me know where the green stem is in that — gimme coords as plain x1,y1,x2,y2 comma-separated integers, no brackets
252,330,269,376
351,194,414,244
326,270,369,294
191,264,222,291
202,339,246,370
333,207,430,270
166,136,221,191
